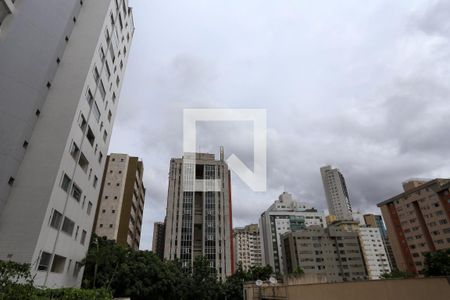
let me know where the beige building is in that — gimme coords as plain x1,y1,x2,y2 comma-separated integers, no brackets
377,179,450,274
163,151,233,279
320,165,353,221
234,224,262,271
282,225,367,282
94,153,145,250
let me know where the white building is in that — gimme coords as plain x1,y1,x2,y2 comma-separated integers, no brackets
320,165,353,220
0,0,134,288
259,192,326,274
234,224,262,271
358,227,391,279
163,151,233,280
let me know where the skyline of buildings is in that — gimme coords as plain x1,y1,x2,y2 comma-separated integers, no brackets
93,153,145,250
0,0,134,288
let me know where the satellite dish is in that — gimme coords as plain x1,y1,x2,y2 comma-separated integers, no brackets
255,279,263,287
269,276,278,285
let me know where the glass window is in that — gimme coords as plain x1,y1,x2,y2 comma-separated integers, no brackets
61,174,71,192
93,101,101,122
50,210,63,230
61,217,75,236
38,252,52,271
51,254,66,273
71,184,82,202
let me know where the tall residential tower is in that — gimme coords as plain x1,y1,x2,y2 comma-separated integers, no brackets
163,152,234,279
320,165,353,220
0,0,134,287
93,154,145,250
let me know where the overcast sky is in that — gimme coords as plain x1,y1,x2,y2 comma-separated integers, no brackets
110,0,450,250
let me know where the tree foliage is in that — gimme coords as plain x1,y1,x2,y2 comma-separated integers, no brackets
82,236,274,300
380,269,414,279
422,249,450,277
0,260,111,300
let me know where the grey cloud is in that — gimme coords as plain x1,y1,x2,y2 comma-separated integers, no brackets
110,0,450,249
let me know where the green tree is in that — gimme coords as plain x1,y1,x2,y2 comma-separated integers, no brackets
422,249,450,276
288,266,304,278
380,269,414,279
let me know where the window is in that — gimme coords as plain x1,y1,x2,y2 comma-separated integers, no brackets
38,252,52,271
70,142,80,160
93,175,98,188
105,60,111,78
112,92,116,103
86,89,93,106
93,101,101,122
86,126,95,146
99,152,103,164
51,254,66,273
93,66,100,83
73,262,82,278
109,43,115,62
99,80,106,100
116,75,120,87
78,152,89,172
87,202,93,215
61,174,72,192
80,230,87,245
71,184,82,202
108,110,112,122
61,217,75,236
99,46,105,62
79,113,87,131
50,210,63,229
103,130,107,142
75,226,79,240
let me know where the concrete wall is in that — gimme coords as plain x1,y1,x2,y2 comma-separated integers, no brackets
244,277,450,300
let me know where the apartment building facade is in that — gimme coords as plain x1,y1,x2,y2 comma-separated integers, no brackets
163,151,234,279
152,221,165,260
93,154,145,250
358,227,391,279
282,226,367,282
260,192,326,274
234,224,262,271
378,179,450,273
364,213,397,270
320,165,353,220
0,0,134,288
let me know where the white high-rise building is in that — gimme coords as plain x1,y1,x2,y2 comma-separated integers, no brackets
163,151,234,280
234,224,262,271
320,165,353,220
0,0,134,288
259,192,326,274
358,227,391,279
